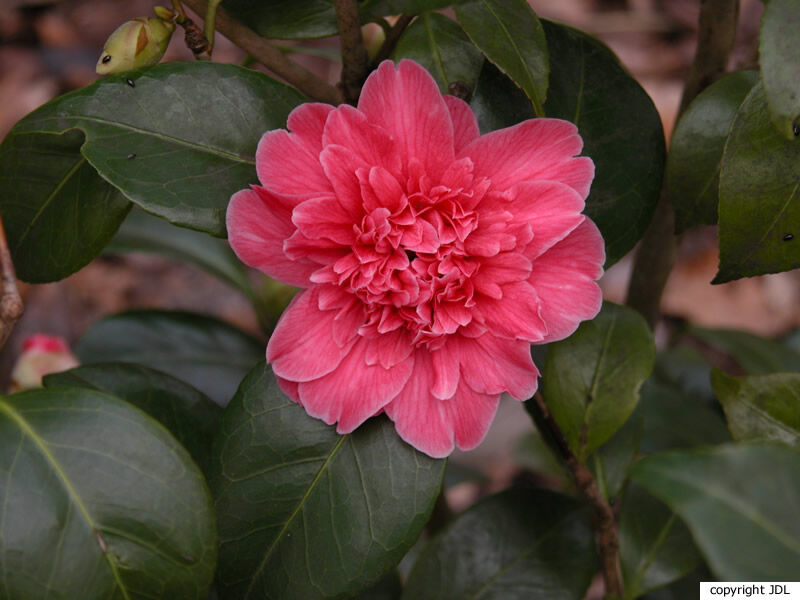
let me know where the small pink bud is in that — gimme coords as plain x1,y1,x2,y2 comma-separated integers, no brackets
10,334,79,392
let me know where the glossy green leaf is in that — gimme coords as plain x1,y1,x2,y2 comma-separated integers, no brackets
0,130,131,283
760,0,800,138
402,488,597,600
619,482,702,598
712,369,800,448
75,310,263,406
209,364,445,600
9,62,304,237
715,81,800,282
542,302,656,461
469,60,536,133
470,21,666,265
393,12,483,95
589,409,643,501
0,387,217,599
221,0,338,39
43,362,222,469
631,442,800,580
667,71,759,232
543,20,666,265
639,380,730,453
691,326,800,375
106,207,254,299
455,0,548,114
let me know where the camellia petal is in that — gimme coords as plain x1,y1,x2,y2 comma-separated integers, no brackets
227,59,604,457
530,219,605,343
461,118,589,196
226,187,317,287
443,95,480,153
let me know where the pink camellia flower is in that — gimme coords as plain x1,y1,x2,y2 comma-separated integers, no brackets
227,60,604,458
10,334,80,392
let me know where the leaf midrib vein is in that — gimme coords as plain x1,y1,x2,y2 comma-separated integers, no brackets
478,0,539,103
15,156,85,250
0,398,132,600
729,180,800,269
650,466,800,556
23,116,254,165
467,511,577,599
242,435,347,600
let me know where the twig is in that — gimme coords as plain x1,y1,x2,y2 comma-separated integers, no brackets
531,392,622,599
182,0,345,105
625,0,739,329
204,0,223,54
372,14,415,66
0,216,23,351
334,0,370,103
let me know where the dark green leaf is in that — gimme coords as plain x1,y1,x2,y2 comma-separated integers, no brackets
543,20,666,266
43,362,222,469
221,0,338,39
0,130,131,283
653,346,715,404
107,207,254,299
667,70,759,232
712,369,800,448
354,571,403,600
619,482,702,597
760,0,800,138
402,488,597,600
209,364,445,600
9,62,304,237
75,310,264,406
631,442,800,580
589,409,643,501
469,60,536,133
393,12,483,95
542,302,655,461
715,81,800,282
455,0,548,114
639,380,730,453
691,326,800,375
0,387,217,599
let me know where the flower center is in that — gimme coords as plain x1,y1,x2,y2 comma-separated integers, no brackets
332,163,490,344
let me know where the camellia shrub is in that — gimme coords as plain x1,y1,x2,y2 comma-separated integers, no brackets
1,0,799,598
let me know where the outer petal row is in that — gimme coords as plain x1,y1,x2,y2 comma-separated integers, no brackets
461,118,594,199
383,349,502,458
226,187,318,287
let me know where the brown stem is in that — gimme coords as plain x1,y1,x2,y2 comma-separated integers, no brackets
625,0,739,329
334,0,370,104
0,216,23,351
182,0,345,105
372,14,415,66
532,392,622,599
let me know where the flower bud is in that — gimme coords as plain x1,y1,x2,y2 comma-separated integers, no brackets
96,17,175,75
152,6,175,21
9,334,79,392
